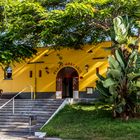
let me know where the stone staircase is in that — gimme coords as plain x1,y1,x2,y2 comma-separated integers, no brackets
0,99,64,134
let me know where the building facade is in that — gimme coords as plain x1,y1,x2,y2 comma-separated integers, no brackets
0,42,111,99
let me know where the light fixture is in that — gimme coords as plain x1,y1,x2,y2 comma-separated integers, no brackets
45,67,49,74
96,67,99,74
80,76,83,79
87,50,93,53
5,66,12,79
44,53,49,57
85,64,89,72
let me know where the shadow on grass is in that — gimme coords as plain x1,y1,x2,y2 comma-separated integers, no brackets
42,104,140,140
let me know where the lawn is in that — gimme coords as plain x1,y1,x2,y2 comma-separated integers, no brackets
41,104,140,140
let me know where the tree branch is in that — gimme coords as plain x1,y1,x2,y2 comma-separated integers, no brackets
89,21,110,31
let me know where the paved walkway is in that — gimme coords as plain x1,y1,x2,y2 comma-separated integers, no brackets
0,132,62,140
0,132,27,140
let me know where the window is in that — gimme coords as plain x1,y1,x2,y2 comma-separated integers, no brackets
39,70,42,77
29,71,33,78
4,66,12,80
86,87,93,94
96,67,99,74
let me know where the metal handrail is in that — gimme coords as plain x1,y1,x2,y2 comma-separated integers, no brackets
0,85,33,114
40,98,68,129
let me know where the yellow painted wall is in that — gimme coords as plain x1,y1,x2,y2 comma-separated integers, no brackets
0,42,111,94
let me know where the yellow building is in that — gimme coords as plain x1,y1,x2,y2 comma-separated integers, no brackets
0,42,111,99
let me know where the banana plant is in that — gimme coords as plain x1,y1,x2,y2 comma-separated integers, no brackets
96,15,140,119
113,16,129,44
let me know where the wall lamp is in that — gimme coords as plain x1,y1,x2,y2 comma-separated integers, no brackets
85,64,89,72
45,66,49,74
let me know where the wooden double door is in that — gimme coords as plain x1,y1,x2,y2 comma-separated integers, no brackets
56,67,79,98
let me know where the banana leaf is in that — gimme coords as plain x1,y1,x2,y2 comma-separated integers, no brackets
127,73,140,81
96,72,106,81
113,16,129,44
102,78,116,88
109,85,118,96
127,50,138,67
135,81,140,87
96,81,111,97
115,49,125,69
108,69,122,79
108,56,120,69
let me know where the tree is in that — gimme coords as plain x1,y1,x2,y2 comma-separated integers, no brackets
0,0,46,69
1,0,140,67
40,0,140,48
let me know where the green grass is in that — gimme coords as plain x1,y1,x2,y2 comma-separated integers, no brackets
41,104,140,140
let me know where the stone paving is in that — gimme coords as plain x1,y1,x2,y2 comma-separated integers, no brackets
0,132,62,140
0,132,27,140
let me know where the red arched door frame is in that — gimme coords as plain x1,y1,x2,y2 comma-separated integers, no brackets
56,67,79,99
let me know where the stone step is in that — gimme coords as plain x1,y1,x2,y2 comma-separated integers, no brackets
0,118,49,125
0,100,61,103
0,99,63,103
0,99,64,101
0,120,28,123
0,108,57,112
0,118,29,123
0,99,64,103
0,122,43,127
0,114,52,117
0,128,33,133
0,123,46,128
0,105,59,108
0,124,43,132
0,114,29,118
0,101,63,104
0,121,47,126
0,123,29,127
0,111,54,115
0,102,61,107
0,111,53,116
0,99,64,133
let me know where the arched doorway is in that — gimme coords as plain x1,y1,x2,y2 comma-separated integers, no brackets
56,67,79,99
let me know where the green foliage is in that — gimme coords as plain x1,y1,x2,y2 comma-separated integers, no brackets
113,16,129,44
96,47,140,117
39,0,140,47
0,0,45,68
4,0,47,44
96,16,140,118
42,104,140,140
0,0,140,67
0,32,37,68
